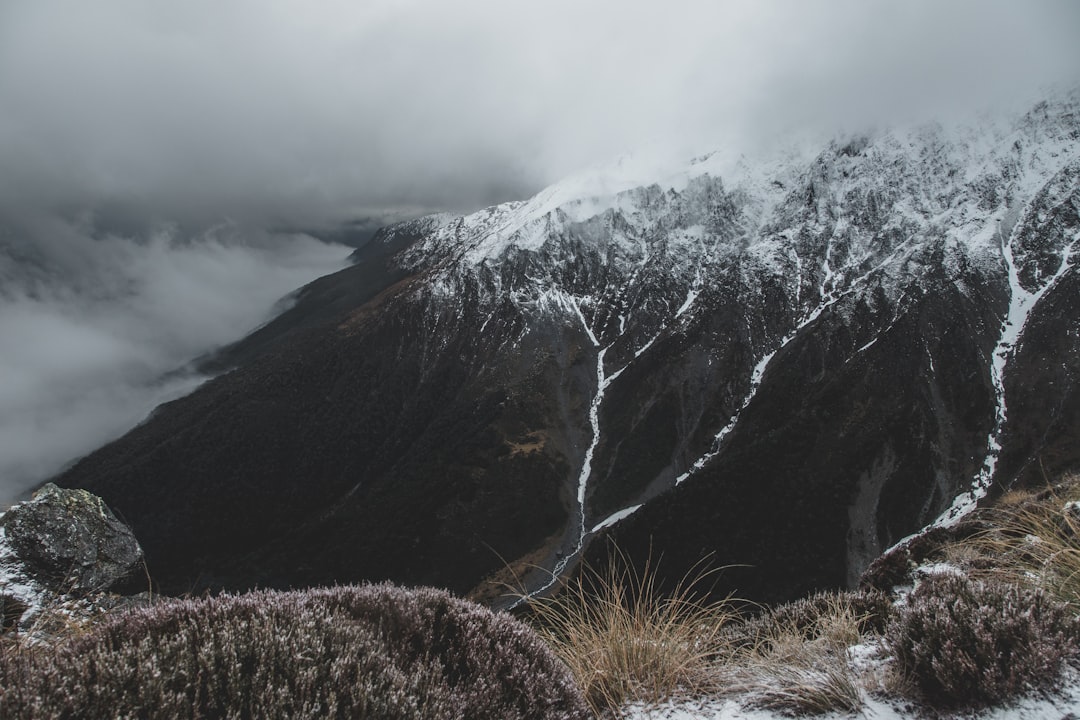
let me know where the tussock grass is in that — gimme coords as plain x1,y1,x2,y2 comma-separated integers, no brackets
526,476,1080,716
526,548,894,718
526,555,738,717
724,592,874,716
947,475,1080,608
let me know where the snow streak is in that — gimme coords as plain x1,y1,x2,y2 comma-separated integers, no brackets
933,224,1079,528
675,239,910,484
518,292,631,601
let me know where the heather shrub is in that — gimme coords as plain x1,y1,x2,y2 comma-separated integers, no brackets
859,525,971,594
0,584,590,720
885,572,1080,707
526,555,737,717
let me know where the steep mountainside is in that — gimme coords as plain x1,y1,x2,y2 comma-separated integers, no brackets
57,95,1080,604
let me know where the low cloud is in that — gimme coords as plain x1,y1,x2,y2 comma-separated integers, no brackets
0,220,349,504
0,0,1078,505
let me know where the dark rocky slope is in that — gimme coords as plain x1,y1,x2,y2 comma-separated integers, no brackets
56,95,1080,604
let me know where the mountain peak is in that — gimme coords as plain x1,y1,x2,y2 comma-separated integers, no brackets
55,93,1080,607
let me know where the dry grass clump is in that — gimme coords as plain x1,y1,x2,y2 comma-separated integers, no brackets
724,591,880,716
0,584,591,720
733,589,893,645
947,477,1080,609
525,475,1080,716
527,552,893,718
885,572,1080,708
526,556,737,717
0,593,28,633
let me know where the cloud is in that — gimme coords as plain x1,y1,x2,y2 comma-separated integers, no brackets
0,220,349,504
0,0,1077,505
1,1,1076,223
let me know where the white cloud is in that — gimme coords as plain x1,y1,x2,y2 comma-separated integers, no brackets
0,0,1077,505
0,221,350,504
1,0,1076,222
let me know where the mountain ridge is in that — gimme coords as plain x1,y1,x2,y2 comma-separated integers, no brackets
55,92,1080,605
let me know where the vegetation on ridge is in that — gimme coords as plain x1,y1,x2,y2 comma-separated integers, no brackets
526,555,737,715
524,475,1080,717
0,584,590,720
5,475,1080,718
886,572,1078,707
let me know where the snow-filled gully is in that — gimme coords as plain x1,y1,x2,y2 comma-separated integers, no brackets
516,292,630,602
517,268,696,603
518,234,914,605
674,239,912,485
933,225,1079,527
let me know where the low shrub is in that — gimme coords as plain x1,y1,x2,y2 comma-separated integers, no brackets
526,555,736,717
859,525,974,594
885,573,1080,707
0,584,590,720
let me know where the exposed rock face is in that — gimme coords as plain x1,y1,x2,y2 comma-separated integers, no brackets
1,483,143,595
55,93,1080,604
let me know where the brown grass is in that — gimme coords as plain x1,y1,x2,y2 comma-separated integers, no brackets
514,477,1080,715
506,430,551,457
948,475,1080,609
724,592,867,716
525,554,738,717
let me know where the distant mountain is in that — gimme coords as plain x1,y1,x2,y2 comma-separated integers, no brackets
57,93,1080,604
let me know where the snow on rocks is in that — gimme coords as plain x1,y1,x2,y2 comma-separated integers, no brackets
394,91,1080,572
0,483,145,637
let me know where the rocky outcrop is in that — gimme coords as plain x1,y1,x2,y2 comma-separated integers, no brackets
0,484,144,633
1,483,143,595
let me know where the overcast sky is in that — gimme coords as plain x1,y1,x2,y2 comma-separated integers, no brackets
2,0,1078,225
0,0,1078,505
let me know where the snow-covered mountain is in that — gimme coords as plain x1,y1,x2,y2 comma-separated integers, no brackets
55,93,1080,604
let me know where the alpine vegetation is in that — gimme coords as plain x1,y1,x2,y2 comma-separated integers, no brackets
724,590,892,716
954,478,1080,610
0,584,591,720
535,480,1080,718
526,555,738,717
885,572,1080,708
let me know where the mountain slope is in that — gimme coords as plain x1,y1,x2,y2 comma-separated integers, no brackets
56,94,1080,603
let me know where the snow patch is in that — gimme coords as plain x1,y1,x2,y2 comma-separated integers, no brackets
590,504,643,534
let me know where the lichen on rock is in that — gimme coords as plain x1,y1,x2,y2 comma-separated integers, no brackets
1,483,143,596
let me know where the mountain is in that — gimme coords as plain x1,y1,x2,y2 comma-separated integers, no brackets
56,94,1080,604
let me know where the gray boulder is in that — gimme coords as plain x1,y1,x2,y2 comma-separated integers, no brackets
1,483,144,594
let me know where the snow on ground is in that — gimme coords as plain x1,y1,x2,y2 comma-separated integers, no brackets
621,555,1080,720
623,667,1080,720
